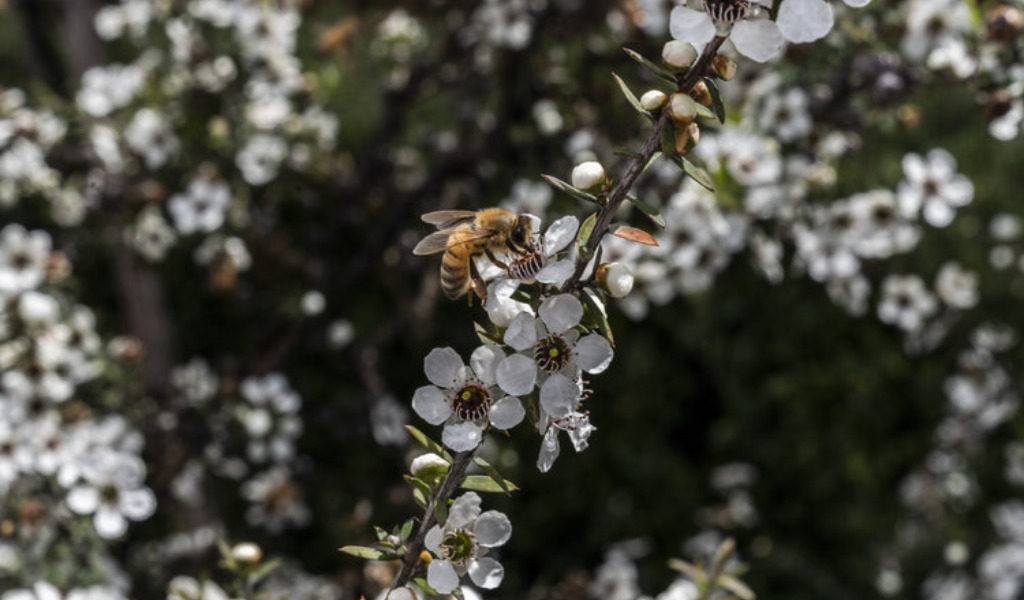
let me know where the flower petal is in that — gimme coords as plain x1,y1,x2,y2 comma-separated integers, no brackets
468,557,505,589
95,505,129,539
537,427,561,473
777,0,834,43
731,19,783,63
119,487,157,520
540,373,578,419
543,216,580,254
474,510,512,547
669,6,715,46
448,491,483,528
428,560,460,595
539,294,583,334
66,486,99,514
496,354,537,396
424,524,443,552
504,312,538,352
424,347,463,388
489,396,525,430
535,259,576,285
412,386,452,425
574,334,614,374
470,345,504,386
443,422,484,452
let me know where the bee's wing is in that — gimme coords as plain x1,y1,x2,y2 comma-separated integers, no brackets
421,210,477,230
413,229,456,255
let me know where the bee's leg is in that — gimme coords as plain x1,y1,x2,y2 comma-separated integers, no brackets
484,248,510,269
469,257,489,304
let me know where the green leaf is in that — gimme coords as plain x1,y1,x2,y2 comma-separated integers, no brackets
622,47,677,84
626,194,666,228
473,457,516,494
660,118,677,158
403,475,434,505
717,574,756,600
434,498,449,526
642,151,663,175
248,559,282,586
614,147,643,160
339,545,391,560
399,519,414,542
671,154,715,192
581,289,614,347
373,525,389,541
474,321,502,346
404,425,453,463
412,487,427,509
541,174,601,205
461,475,517,493
611,72,651,118
577,212,599,257
695,102,718,122
704,77,726,123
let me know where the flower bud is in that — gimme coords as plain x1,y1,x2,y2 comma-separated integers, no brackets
662,40,698,69
667,92,697,125
689,81,713,107
711,55,737,81
411,452,450,483
640,90,668,111
571,161,606,191
675,122,700,154
231,542,263,565
597,262,634,298
986,5,1023,42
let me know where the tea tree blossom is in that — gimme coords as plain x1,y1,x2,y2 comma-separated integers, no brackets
877,274,938,332
412,346,525,451
168,177,232,235
897,149,974,228
424,492,511,594
65,450,157,539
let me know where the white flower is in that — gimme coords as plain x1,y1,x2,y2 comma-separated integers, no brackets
131,207,177,262
424,492,511,594
877,274,938,332
125,108,179,170
497,294,613,404
0,224,51,297
168,177,232,235
241,466,310,533
236,134,288,186
237,373,303,465
65,450,157,539
412,347,525,452
897,148,973,228
537,409,595,473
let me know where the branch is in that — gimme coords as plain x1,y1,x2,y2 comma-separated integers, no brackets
561,35,728,293
392,450,476,589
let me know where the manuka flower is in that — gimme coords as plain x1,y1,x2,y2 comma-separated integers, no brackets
897,148,974,228
496,294,614,405
412,346,525,452
424,492,511,594
670,0,868,63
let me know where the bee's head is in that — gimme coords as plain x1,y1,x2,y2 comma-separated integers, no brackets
511,215,533,251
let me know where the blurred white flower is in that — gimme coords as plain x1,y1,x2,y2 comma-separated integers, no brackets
125,108,179,170
65,451,157,539
897,149,973,228
935,262,979,310
168,177,232,235
878,274,938,332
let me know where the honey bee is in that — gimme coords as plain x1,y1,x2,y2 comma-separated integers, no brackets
413,208,535,301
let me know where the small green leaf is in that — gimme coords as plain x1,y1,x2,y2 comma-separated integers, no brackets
404,425,452,463
462,475,519,493
614,148,643,160
622,47,677,84
412,487,427,508
642,151,663,175
399,519,414,541
581,289,614,347
339,545,391,560
660,118,677,158
717,574,756,600
373,525,389,541
474,322,502,346
577,212,599,255
541,174,601,205
695,102,717,122
434,498,448,526
626,194,666,228
403,475,434,504
473,457,515,494
248,559,282,586
671,154,715,192
611,72,651,118
412,578,434,597
704,77,726,123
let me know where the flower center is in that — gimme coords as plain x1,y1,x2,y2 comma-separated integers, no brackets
535,334,572,373
450,381,492,422
702,0,750,24
438,528,478,567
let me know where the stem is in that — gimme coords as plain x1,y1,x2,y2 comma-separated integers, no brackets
392,450,476,588
560,35,728,293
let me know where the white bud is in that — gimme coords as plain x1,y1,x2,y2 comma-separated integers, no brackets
662,40,698,69
230,542,263,564
411,453,450,480
603,263,634,298
571,161,606,191
640,90,668,111
327,319,355,349
668,93,697,124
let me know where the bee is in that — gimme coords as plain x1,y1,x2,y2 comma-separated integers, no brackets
505,243,546,280
413,208,535,301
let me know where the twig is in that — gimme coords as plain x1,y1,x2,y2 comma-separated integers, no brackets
561,35,728,293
